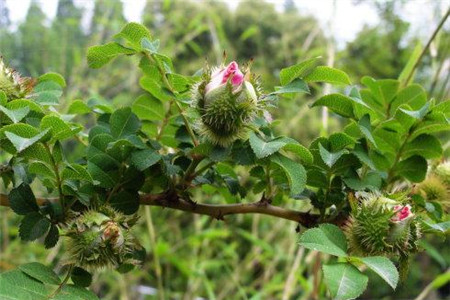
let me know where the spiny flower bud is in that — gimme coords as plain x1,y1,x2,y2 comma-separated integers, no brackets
418,176,448,204
435,161,450,185
0,56,35,101
192,61,262,147
344,193,421,257
63,206,142,270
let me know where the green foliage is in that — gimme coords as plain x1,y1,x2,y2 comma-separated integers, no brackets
8,184,39,215
357,256,399,289
322,263,368,300
304,66,351,85
0,19,448,300
299,224,347,256
87,43,136,69
0,265,98,299
19,262,61,285
71,267,92,288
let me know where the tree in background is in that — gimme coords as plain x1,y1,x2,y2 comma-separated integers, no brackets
16,1,50,76
0,0,13,62
339,11,411,79
50,0,85,85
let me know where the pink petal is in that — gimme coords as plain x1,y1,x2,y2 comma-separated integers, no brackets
222,61,244,86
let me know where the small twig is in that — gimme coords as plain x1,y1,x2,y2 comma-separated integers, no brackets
48,264,73,299
143,52,198,146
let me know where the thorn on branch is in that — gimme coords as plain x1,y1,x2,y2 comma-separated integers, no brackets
215,210,224,221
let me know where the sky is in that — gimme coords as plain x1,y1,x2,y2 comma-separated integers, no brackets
4,0,450,48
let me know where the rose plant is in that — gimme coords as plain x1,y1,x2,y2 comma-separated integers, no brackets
0,23,449,299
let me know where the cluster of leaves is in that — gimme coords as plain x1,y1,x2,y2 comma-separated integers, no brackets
300,224,399,300
0,22,449,299
0,262,96,299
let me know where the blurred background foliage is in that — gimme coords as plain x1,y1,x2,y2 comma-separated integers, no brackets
0,0,449,299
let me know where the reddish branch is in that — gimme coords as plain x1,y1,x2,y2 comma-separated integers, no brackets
0,193,335,227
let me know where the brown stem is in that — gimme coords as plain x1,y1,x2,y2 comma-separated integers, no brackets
140,193,323,227
0,193,331,227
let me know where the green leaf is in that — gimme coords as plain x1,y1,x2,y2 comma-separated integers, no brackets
40,115,74,142
0,269,48,299
110,190,140,215
389,84,427,116
8,184,39,215
39,72,66,88
130,149,161,171
62,164,93,183
141,37,160,53
87,162,117,188
0,105,29,123
0,91,6,104
20,143,53,165
323,263,368,300
422,220,450,233
328,133,356,151
319,143,348,168
270,153,306,195
6,98,43,113
68,100,91,114
410,122,450,140
282,143,313,164
403,134,442,159
304,66,351,85
399,102,430,120
0,124,35,144
249,133,287,159
52,141,64,164
4,129,49,153
19,212,51,241
299,224,348,257
271,78,309,95
358,114,377,146
279,57,320,85
44,224,59,249
394,155,427,182
87,42,136,69
361,77,399,105
114,22,152,51
139,76,172,102
53,284,99,300
87,134,121,168
359,256,399,289
307,169,328,188
71,267,92,288
311,94,354,118
110,107,141,139
343,171,382,191
29,162,55,179
168,73,193,93
33,81,62,105
19,262,61,285
132,94,164,121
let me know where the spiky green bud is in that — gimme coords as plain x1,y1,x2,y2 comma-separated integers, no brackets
63,206,142,270
192,61,263,147
435,161,450,185
344,193,421,257
0,56,35,100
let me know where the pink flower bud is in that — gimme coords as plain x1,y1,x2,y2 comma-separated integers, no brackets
391,204,413,222
205,61,244,94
